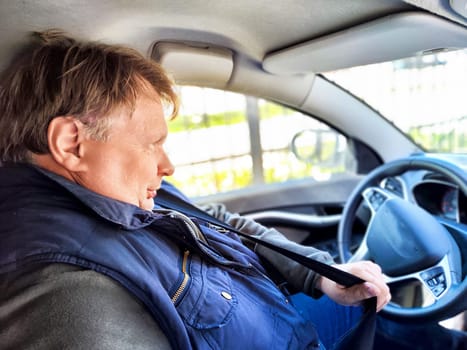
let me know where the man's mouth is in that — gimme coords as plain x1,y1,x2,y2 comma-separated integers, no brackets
147,188,157,199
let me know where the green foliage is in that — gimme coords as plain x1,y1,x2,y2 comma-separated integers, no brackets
259,101,295,120
408,124,467,153
167,166,253,197
169,100,293,133
169,111,246,133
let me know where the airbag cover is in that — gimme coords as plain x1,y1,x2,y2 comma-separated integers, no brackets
366,198,450,276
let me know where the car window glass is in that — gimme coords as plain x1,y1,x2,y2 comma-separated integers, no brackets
325,49,467,153
165,87,354,197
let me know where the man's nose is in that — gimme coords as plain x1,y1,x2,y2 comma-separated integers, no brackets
159,151,175,176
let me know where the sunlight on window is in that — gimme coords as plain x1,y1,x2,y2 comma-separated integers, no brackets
325,50,467,153
166,87,350,197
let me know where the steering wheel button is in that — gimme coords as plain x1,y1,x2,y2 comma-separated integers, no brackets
432,285,445,297
421,271,434,280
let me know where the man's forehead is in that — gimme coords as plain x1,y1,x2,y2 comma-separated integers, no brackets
108,95,165,136
136,77,176,120
136,77,162,101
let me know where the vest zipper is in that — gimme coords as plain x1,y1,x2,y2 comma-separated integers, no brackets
154,208,260,272
171,249,191,304
207,222,229,233
159,209,208,244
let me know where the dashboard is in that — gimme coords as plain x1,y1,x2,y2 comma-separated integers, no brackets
382,174,467,224
413,181,466,222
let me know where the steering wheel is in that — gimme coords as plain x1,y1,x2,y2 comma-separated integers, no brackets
338,155,467,322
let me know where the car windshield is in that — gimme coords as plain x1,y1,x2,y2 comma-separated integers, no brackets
324,49,467,154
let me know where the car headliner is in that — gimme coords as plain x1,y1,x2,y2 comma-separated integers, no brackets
0,1,415,67
0,0,466,162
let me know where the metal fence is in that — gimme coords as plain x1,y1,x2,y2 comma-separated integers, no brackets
409,116,467,153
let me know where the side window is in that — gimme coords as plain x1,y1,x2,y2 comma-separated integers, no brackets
166,86,354,197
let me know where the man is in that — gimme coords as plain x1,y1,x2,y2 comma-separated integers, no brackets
0,30,390,349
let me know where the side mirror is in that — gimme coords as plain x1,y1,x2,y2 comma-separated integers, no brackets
291,129,343,165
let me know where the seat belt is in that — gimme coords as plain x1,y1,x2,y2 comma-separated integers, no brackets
156,189,377,350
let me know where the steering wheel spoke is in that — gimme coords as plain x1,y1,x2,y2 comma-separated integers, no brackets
348,187,398,262
385,255,453,301
362,186,398,215
348,235,370,262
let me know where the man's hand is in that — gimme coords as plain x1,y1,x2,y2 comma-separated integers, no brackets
317,261,391,312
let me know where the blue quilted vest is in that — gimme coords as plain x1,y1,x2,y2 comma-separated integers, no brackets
0,164,320,349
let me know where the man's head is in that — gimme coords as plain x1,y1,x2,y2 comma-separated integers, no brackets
0,30,178,210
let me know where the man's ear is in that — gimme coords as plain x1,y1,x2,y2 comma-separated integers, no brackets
47,116,87,171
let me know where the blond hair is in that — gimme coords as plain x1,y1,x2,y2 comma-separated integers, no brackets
0,29,179,162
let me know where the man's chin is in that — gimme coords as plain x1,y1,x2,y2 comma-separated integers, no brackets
140,198,155,211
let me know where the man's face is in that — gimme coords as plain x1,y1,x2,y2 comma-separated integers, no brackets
76,88,174,210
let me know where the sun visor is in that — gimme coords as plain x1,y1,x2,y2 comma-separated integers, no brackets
152,42,233,88
263,12,467,74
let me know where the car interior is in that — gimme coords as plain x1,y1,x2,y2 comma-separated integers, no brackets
0,0,466,334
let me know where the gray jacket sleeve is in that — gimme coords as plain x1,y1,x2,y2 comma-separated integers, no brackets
201,203,335,298
0,263,171,350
